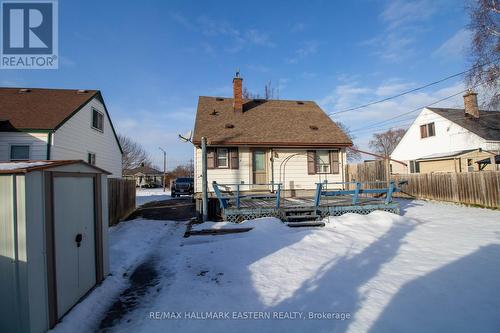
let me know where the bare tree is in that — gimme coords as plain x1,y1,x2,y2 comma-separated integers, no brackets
118,134,152,170
368,128,406,157
335,121,362,162
242,80,277,100
466,0,500,108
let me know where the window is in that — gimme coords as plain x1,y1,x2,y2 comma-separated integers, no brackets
315,150,331,173
307,150,340,175
207,148,239,169
420,122,435,138
216,148,228,168
410,160,420,173
10,145,30,161
88,152,96,165
467,158,474,172
92,108,104,131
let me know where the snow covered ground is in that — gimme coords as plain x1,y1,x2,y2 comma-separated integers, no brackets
51,200,500,333
136,188,172,206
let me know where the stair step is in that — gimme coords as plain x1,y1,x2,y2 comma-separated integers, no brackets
286,214,319,221
284,207,317,213
287,221,325,228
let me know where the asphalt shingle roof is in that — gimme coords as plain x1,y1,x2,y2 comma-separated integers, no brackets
193,96,352,147
428,107,500,141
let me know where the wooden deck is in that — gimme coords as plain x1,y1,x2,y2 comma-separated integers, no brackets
223,195,400,223
235,195,387,209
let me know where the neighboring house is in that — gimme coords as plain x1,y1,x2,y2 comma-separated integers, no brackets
416,148,498,173
391,90,500,174
123,164,164,187
192,73,352,198
0,88,122,177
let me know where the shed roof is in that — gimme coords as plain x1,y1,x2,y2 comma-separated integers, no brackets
193,96,352,147
0,160,111,174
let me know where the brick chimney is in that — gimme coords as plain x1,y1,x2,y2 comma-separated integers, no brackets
233,71,243,113
463,89,479,119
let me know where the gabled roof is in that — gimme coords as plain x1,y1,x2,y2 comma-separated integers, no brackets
428,107,500,141
193,96,352,147
123,165,163,176
0,87,123,153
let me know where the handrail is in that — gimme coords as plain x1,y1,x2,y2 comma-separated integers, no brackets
212,181,282,209
314,180,407,207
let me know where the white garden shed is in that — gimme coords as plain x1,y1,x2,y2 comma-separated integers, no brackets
0,160,110,333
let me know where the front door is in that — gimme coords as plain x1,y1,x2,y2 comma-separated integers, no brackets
252,150,267,186
53,176,96,318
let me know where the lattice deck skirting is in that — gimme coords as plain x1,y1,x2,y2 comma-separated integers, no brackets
223,203,400,223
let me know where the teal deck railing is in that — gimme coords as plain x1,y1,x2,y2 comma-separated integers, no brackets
314,180,408,207
212,182,282,209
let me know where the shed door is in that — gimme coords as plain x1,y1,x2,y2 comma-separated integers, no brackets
53,176,96,317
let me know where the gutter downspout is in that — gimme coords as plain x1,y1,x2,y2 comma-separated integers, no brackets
46,132,52,160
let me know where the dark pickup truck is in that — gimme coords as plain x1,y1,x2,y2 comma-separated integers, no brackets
171,177,194,197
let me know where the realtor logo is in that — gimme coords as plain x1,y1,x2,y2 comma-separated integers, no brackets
1,0,58,69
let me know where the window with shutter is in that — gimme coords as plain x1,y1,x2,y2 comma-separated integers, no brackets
230,148,239,169
330,150,340,174
420,125,428,138
315,151,331,173
307,151,316,174
207,149,215,169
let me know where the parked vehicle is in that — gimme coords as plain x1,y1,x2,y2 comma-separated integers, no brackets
171,177,194,197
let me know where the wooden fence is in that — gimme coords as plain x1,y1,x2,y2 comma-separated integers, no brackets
108,178,136,226
346,161,500,209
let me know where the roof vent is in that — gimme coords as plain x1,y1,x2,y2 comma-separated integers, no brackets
225,123,235,129
210,110,219,116
19,88,31,93
216,97,224,101
309,125,318,130
297,101,305,105
76,89,89,94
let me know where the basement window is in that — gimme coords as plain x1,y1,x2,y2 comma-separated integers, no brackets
409,160,420,173
10,145,30,161
88,152,96,165
92,108,104,132
420,122,435,138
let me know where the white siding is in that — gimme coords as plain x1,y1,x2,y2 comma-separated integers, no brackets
194,147,252,193
194,147,347,193
272,149,346,190
0,132,48,161
391,108,500,173
51,98,122,177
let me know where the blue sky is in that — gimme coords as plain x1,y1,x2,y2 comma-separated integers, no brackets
1,0,473,168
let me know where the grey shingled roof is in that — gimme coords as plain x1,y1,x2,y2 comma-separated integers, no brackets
428,107,500,141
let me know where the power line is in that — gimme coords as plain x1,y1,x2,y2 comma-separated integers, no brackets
350,76,498,134
328,57,500,116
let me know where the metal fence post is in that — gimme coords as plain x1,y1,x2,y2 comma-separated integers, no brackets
201,137,208,221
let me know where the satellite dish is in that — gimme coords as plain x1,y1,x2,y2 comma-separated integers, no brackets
178,130,192,143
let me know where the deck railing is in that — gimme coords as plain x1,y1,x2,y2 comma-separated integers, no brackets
212,182,282,209
314,180,407,207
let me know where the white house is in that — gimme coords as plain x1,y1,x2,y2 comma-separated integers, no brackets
192,73,352,199
0,88,123,177
391,90,500,174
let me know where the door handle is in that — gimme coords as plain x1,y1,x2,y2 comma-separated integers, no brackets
75,233,82,247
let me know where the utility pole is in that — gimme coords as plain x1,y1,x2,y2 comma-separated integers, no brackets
159,147,167,192
201,137,208,222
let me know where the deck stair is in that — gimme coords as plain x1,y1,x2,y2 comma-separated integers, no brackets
283,208,325,227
